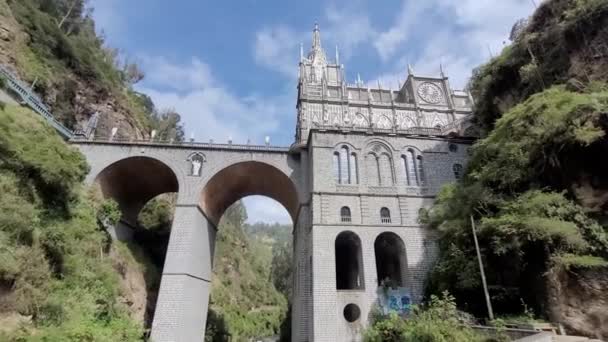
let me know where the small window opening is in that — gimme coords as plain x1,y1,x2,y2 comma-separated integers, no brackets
343,303,361,323
340,206,352,223
380,207,391,224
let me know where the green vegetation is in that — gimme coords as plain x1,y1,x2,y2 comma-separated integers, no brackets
364,293,494,342
0,105,142,340
206,203,291,341
4,0,185,138
425,0,608,321
468,0,608,133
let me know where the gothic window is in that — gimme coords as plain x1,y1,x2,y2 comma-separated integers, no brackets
333,152,341,183
380,207,391,224
366,153,380,186
335,146,358,185
340,206,352,223
375,232,407,287
453,163,463,180
335,231,364,290
417,155,426,186
340,146,350,184
406,149,418,186
379,153,394,186
350,153,358,184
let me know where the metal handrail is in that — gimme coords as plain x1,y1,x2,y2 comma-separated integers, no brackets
0,65,74,139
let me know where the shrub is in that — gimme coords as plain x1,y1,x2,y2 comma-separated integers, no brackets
364,292,485,342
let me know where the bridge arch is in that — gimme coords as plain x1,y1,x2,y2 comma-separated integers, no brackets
95,156,179,225
199,161,299,225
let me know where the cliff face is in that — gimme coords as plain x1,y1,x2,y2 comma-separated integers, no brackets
425,0,608,337
0,0,173,140
547,265,608,340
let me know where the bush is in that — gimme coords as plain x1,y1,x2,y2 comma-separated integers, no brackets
0,106,142,339
364,292,486,342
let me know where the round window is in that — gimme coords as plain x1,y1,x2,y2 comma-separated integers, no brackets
448,143,458,152
343,303,361,323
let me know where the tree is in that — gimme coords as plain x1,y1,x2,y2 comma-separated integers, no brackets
509,18,529,42
271,239,293,299
123,62,145,85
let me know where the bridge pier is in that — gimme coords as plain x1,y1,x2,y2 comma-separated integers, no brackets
150,204,216,341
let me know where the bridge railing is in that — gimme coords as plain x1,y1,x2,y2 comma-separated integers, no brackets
70,136,292,152
0,65,74,139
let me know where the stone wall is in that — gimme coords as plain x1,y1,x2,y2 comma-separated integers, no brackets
307,131,472,341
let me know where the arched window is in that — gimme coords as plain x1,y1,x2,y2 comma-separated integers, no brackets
366,153,380,186
350,153,358,184
453,163,463,180
341,206,352,223
333,152,341,183
335,231,365,290
375,232,407,287
379,153,394,186
406,149,418,186
417,155,426,186
380,207,391,224
340,146,350,184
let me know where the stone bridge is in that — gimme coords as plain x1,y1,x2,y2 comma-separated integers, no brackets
72,138,307,341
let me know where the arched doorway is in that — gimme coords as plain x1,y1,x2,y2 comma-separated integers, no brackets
374,232,408,288
335,231,364,290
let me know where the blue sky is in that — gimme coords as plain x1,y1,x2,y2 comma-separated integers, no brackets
91,0,535,224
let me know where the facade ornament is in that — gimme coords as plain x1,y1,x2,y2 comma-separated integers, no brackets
408,63,414,76
188,153,205,177
300,43,304,61
110,127,118,140
367,87,374,101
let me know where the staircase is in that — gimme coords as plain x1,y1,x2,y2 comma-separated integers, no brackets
0,65,74,139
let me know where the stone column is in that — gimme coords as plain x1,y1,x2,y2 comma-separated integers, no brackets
150,204,217,342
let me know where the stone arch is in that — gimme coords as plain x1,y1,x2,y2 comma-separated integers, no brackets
335,231,364,290
199,161,299,226
353,112,369,128
364,138,396,153
376,115,393,129
375,232,408,287
95,156,179,225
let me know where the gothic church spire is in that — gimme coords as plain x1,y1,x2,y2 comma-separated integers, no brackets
308,23,327,65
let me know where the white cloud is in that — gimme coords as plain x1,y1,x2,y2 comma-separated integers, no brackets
243,196,292,225
140,56,214,92
323,5,376,59
253,4,377,76
137,57,290,145
254,26,302,79
90,0,126,43
373,1,434,62
372,0,534,88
